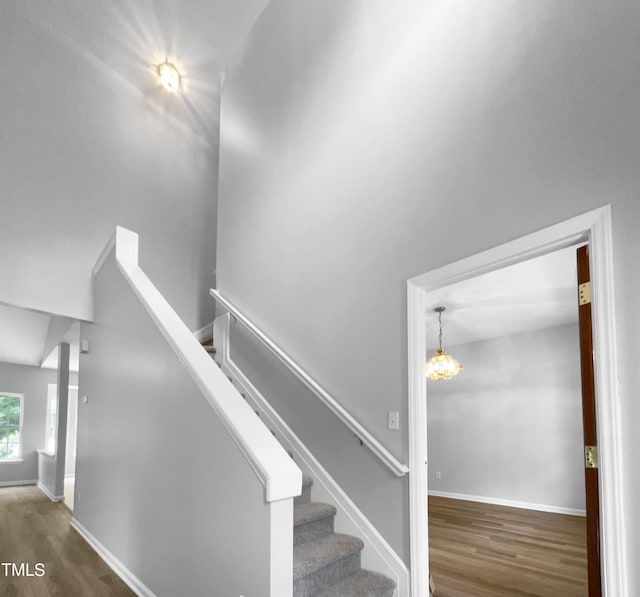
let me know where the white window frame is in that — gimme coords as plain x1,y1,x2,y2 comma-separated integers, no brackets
0,392,24,461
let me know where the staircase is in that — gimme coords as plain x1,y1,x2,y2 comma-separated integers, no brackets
200,337,397,596
294,475,396,596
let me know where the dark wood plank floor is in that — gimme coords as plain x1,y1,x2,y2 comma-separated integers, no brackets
0,485,135,597
429,496,588,597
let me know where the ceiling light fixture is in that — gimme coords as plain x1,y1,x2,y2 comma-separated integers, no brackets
157,61,181,93
426,307,462,381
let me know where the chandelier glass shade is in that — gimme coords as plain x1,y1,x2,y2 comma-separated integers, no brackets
426,307,462,381
426,348,463,380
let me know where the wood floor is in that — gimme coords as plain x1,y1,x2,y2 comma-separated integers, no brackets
428,496,588,597
0,485,135,597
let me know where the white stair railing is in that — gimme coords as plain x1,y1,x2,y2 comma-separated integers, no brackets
210,289,409,477
92,227,301,597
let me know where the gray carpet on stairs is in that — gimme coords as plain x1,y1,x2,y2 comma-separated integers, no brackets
294,502,337,546
293,476,397,596
210,353,399,595
317,569,397,597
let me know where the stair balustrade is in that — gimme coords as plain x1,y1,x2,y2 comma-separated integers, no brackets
209,289,409,478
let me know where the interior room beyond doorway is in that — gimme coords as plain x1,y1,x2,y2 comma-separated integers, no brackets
424,245,587,596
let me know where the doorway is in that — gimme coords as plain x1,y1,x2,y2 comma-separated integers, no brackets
423,244,588,595
406,206,624,597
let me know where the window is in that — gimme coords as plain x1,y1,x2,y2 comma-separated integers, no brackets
0,393,23,460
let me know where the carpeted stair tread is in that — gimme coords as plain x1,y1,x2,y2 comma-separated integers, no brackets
295,475,314,506
317,569,397,597
293,533,364,581
294,501,337,546
294,502,336,527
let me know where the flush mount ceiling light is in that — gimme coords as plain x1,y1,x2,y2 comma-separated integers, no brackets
426,306,462,381
157,61,181,92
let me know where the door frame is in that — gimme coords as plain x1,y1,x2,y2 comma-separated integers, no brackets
406,205,626,597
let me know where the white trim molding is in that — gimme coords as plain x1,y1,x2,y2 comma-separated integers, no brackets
406,279,428,597
193,322,213,342
0,479,36,487
37,481,63,502
71,518,156,597
407,205,626,597
94,227,301,504
93,227,299,597
428,490,586,517
270,499,294,597
214,313,409,596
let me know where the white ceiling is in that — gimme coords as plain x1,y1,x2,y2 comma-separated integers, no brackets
16,0,272,142
0,304,52,367
425,245,581,351
0,304,80,372
41,322,81,373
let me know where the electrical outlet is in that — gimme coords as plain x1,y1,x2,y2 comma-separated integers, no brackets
435,471,441,480
387,411,399,430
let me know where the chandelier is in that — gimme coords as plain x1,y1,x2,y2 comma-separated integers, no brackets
425,307,462,381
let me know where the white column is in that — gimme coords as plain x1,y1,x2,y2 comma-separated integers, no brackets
54,342,70,498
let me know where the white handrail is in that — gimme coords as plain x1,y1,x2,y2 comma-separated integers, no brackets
95,228,302,502
210,289,409,477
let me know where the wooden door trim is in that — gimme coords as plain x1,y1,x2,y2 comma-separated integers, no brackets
587,208,627,596
407,205,626,597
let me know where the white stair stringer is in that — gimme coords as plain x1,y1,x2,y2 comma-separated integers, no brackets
214,314,409,597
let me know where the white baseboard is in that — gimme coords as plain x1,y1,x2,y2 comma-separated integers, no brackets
37,481,64,502
0,479,37,487
193,321,213,342
428,490,586,517
71,518,156,597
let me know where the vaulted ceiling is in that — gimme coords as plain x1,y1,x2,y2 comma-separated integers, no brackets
0,4,585,371
1,0,271,370
13,0,272,136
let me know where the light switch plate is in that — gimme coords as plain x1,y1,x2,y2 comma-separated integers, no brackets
387,411,399,430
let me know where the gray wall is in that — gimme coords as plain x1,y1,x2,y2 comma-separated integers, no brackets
75,251,271,597
216,0,640,580
428,324,585,511
0,2,217,330
0,362,57,484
